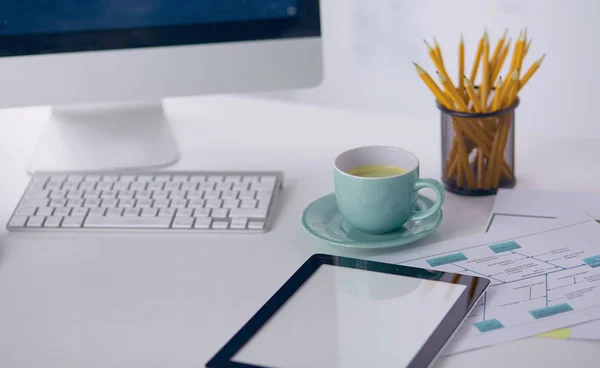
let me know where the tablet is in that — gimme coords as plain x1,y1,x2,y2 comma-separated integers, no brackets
206,254,489,368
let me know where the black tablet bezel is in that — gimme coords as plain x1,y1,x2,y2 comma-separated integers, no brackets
0,0,320,58
206,253,490,368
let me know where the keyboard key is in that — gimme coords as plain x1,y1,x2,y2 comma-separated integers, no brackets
208,175,224,182
141,208,158,217
223,199,240,208
50,199,67,207
15,206,38,216
119,175,136,182
199,182,215,190
165,182,181,191
71,208,89,217
44,216,63,227
135,199,153,208
29,182,47,191
153,199,170,208
88,208,106,216
232,182,249,190
171,199,187,208
205,199,223,208
211,209,229,218
154,175,171,182
152,190,169,199
159,208,176,217
96,182,113,190
188,199,205,208
260,176,277,183
181,182,198,190
186,191,204,199
193,218,212,229
117,190,135,199
105,208,123,216
168,191,186,200
85,216,172,228
67,199,84,207
250,181,275,190
62,182,79,190
84,190,101,199
212,221,229,229
241,200,257,208
222,191,238,200
257,199,271,209
26,216,45,227
172,175,189,182
256,190,273,200
242,176,259,183
135,190,152,199
123,208,140,216
248,221,265,230
9,216,28,227
130,182,147,191
216,182,232,190
231,217,248,229
172,217,194,229
35,207,54,216
25,189,49,199
101,190,118,199
239,190,255,199
136,175,153,182
54,207,72,216
204,190,221,199
49,190,67,199
119,199,136,208
147,182,164,190
101,175,118,182
193,208,211,217
225,175,242,182
45,182,62,190
175,208,193,217
229,208,268,218
22,198,50,207
101,198,119,208
79,181,96,190
67,175,84,182
113,182,130,191
62,216,85,228
67,190,84,199
190,175,206,182
84,199,101,208
85,175,101,182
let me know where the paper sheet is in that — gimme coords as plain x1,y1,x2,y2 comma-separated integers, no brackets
370,214,600,354
486,189,600,341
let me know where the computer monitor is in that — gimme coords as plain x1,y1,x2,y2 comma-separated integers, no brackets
0,1,322,172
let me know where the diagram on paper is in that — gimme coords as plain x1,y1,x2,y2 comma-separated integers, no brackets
381,219,600,353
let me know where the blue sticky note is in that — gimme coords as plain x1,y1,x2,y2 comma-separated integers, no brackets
474,319,504,332
583,255,600,268
530,303,574,319
426,253,468,267
489,240,522,253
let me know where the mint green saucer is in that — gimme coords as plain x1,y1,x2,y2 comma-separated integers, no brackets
301,193,442,249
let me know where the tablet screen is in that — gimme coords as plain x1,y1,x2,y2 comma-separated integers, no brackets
232,264,466,368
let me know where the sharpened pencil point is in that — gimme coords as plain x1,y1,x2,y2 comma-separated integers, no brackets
538,54,546,65
437,71,447,83
460,33,464,44
413,62,425,74
512,70,519,80
433,36,440,48
424,39,433,51
463,76,471,86
502,28,508,39
497,76,503,86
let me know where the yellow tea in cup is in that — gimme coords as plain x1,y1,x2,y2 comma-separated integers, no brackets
347,165,407,178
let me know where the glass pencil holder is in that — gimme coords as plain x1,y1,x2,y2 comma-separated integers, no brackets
438,98,519,196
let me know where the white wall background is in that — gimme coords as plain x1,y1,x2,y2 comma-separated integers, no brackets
259,0,600,138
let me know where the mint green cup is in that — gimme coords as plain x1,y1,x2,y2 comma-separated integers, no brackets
334,146,445,234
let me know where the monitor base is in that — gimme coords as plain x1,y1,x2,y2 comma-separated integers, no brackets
26,101,180,174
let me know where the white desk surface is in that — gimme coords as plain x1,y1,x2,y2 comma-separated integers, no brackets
0,95,599,367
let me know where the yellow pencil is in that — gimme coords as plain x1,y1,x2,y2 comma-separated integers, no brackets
459,34,465,96
481,32,490,109
469,32,485,83
433,36,446,70
464,76,484,113
425,40,452,86
491,77,504,111
519,54,545,91
516,28,528,77
438,72,468,112
491,38,511,83
490,28,507,70
523,39,532,59
503,69,520,107
508,30,523,77
413,63,454,108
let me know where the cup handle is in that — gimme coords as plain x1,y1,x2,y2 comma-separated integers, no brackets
408,178,445,222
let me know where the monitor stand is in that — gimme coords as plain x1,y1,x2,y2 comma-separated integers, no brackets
26,101,180,174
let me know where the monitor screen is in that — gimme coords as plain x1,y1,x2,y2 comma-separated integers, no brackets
231,264,466,368
0,0,320,57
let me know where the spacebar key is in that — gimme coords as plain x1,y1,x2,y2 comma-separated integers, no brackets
84,216,172,228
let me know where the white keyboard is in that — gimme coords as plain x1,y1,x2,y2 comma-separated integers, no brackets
7,171,283,233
